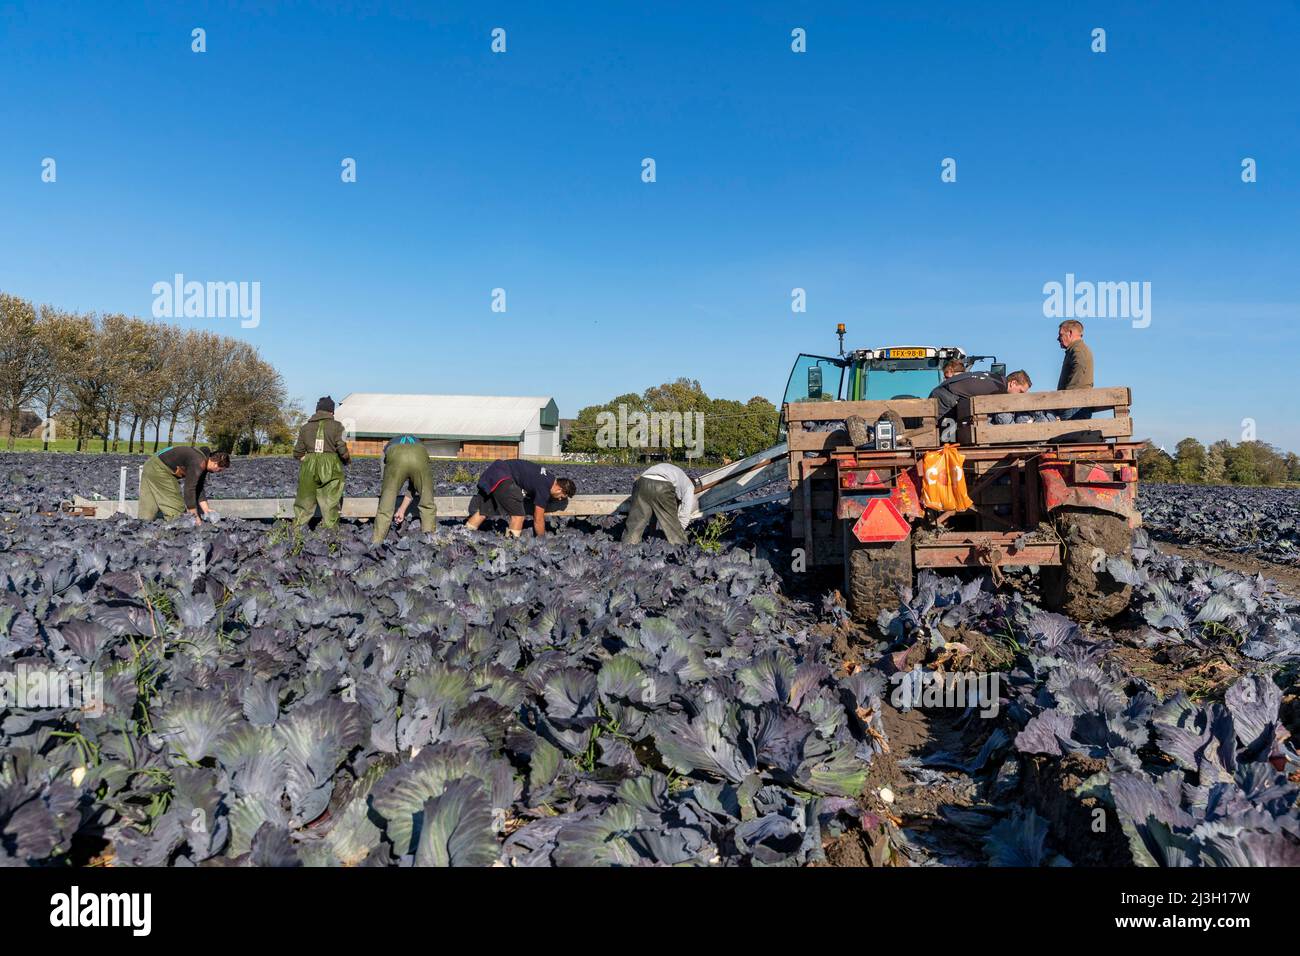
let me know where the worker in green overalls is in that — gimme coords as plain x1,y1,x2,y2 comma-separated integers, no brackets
292,396,351,528
371,435,438,545
139,445,230,525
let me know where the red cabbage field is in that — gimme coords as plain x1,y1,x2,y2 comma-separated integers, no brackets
1,459,1298,866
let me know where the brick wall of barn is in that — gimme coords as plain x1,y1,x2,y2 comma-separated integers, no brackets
346,439,388,457
344,438,520,459
459,441,519,459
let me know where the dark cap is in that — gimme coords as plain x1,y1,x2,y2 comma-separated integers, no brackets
316,396,335,413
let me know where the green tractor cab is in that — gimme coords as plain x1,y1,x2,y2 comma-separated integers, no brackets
782,329,1005,408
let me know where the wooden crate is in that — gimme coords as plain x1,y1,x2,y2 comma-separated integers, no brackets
785,399,940,451
956,387,1132,445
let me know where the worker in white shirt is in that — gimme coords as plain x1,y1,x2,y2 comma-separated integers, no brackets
622,462,701,546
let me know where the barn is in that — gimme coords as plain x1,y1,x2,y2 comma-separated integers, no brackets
335,393,561,459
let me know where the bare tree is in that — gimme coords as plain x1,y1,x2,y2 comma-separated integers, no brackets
159,328,196,446
281,396,308,439
143,325,178,450
98,313,142,452
184,331,230,442
33,305,86,450
63,315,110,451
0,292,45,449
6,294,290,456
207,345,288,451
121,318,168,452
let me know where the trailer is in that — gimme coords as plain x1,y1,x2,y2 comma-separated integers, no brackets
784,384,1141,624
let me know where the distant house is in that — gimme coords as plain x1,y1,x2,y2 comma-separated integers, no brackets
1,409,43,438
335,394,561,459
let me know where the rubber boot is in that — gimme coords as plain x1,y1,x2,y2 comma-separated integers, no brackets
846,415,871,448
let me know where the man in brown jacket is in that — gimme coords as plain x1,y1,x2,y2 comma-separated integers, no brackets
292,396,352,527
1055,320,1094,420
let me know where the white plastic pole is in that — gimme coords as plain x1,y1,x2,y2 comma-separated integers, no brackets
118,467,127,514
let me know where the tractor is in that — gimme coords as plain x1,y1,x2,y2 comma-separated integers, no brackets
780,325,1141,625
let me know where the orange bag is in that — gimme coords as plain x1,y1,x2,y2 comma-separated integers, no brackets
920,444,974,512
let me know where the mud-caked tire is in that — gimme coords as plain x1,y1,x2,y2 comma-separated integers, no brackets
845,537,913,626
1040,508,1134,622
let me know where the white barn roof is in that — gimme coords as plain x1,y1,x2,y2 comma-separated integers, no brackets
336,393,558,441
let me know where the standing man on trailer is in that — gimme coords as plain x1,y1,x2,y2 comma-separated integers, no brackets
465,458,575,538
293,396,351,528
138,445,229,525
1056,320,1095,420
621,462,700,546
371,435,437,545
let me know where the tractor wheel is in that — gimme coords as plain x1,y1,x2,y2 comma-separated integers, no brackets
845,536,913,627
1040,507,1134,622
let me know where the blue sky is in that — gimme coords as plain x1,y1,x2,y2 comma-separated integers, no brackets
2,1,1297,451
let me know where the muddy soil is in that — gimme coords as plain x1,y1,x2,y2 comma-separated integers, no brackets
817,532,1298,867
1106,636,1246,702
1041,510,1134,621
1018,754,1133,865
823,702,991,866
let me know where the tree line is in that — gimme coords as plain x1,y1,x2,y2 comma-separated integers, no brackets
564,378,780,463
1138,437,1300,486
0,290,295,454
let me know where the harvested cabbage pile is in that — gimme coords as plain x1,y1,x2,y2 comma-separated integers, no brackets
0,514,882,866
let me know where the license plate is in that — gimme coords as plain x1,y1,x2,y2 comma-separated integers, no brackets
885,348,927,359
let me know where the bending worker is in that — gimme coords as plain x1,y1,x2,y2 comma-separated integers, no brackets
930,369,1031,431
293,396,351,528
372,435,437,545
139,445,229,525
466,458,575,538
622,462,700,546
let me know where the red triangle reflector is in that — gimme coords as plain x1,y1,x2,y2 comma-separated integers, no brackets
852,497,910,543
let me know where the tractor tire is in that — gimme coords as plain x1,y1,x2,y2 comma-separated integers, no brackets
845,537,913,627
1040,507,1134,622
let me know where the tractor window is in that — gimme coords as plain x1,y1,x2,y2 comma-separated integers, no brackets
783,354,844,405
864,367,942,401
